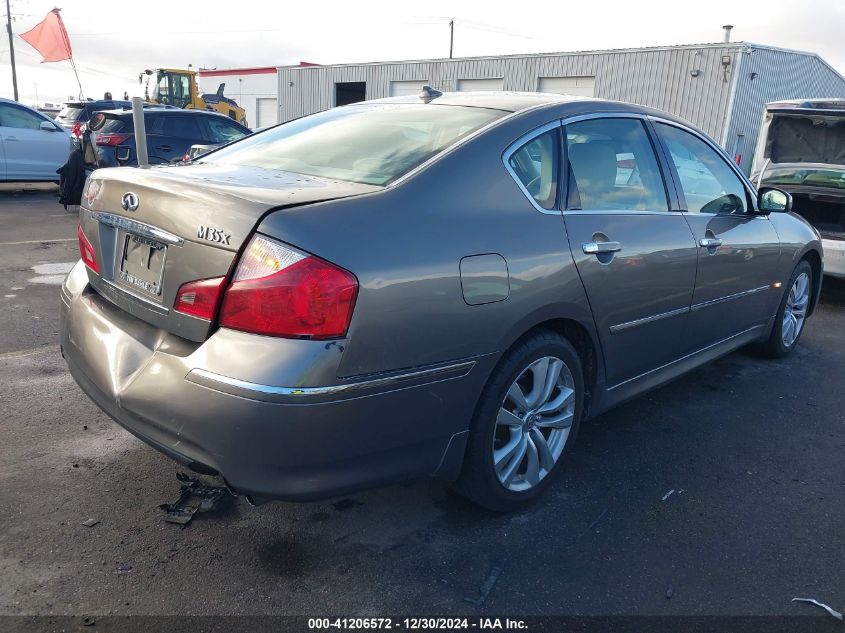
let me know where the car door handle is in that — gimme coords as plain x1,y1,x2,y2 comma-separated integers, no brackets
699,237,723,248
5,135,19,142
583,241,622,255
156,145,172,151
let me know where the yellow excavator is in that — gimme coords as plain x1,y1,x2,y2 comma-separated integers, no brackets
140,68,248,126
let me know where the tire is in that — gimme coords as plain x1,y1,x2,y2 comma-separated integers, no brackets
455,330,584,512
757,259,813,358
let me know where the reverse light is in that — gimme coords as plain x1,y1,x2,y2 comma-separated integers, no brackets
95,133,130,147
77,224,99,273
174,277,226,320
219,235,358,339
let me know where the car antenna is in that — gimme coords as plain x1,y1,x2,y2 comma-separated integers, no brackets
419,85,443,104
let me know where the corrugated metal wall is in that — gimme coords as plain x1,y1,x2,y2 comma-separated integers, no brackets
277,45,740,138
276,44,845,165
721,46,845,171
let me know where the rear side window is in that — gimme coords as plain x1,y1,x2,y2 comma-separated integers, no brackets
206,117,249,143
565,118,668,211
656,123,747,214
159,115,202,139
91,115,126,133
507,127,559,210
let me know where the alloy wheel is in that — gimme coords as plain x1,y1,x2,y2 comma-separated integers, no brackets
493,356,576,492
782,272,810,347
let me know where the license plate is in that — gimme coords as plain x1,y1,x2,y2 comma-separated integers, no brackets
119,233,166,296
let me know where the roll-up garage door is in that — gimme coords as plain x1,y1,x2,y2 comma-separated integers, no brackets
256,98,278,127
537,76,595,97
456,78,504,91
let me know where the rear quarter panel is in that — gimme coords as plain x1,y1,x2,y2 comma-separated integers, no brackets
256,111,599,382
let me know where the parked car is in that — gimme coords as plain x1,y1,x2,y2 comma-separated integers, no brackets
55,99,133,139
88,108,250,167
751,99,845,278
63,92,822,511
0,97,72,181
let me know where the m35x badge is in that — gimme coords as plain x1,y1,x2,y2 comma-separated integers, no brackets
197,225,232,245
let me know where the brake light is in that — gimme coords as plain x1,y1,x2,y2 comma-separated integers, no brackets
95,133,130,146
77,224,99,273
218,235,358,339
174,277,226,320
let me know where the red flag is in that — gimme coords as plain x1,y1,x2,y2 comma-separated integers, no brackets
20,9,73,63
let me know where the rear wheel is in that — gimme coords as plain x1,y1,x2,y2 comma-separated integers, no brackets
758,260,813,358
456,330,583,511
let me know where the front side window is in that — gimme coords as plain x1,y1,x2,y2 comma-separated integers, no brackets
0,104,46,130
207,104,506,186
507,127,559,210
657,123,748,214
161,116,202,139
565,118,668,211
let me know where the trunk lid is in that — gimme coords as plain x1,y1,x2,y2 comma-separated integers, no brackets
80,163,380,341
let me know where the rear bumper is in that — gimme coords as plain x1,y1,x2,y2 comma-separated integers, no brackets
60,261,486,501
822,238,845,278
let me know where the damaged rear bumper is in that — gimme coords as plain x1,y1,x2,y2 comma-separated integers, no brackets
60,261,483,501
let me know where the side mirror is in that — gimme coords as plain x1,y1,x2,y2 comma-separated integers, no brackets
39,120,57,132
757,187,792,213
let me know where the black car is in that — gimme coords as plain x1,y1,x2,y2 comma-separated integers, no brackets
89,108,251,167
56,100,131,132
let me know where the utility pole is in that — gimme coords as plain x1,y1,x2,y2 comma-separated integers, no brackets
449,19,454,59
5,0,18,101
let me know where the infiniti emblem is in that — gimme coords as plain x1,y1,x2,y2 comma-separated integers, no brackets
121,192,139,212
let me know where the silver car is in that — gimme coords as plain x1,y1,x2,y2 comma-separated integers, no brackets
0,98,72,181
61,92,822,511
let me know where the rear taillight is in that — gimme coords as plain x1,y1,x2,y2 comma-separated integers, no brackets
218,235,358,339
173,277,226,320
77,224,98,273
71,121,83,138
95,133,129,146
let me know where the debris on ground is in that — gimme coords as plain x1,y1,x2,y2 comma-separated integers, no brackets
464,560,504,606
158,472,231,526
792,597,843,621
662,489,675,501
81,518,99,527
81,615,95,627
665,587,674,599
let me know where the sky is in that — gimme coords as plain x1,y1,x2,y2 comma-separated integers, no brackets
2,0,844,106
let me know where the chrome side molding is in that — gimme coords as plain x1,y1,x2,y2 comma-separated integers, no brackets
92,212,184,246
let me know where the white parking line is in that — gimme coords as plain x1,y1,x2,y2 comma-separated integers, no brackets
32,262,75,275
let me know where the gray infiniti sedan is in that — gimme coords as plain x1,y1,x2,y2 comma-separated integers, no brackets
61,91,822,511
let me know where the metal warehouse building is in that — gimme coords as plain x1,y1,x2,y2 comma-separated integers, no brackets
276,41,845,172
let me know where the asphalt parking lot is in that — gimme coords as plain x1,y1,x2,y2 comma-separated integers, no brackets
1,190,844,620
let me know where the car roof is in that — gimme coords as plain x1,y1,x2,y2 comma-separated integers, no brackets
367,91,579,112
99,107,234,119
64,100,130,107
361,91,694,128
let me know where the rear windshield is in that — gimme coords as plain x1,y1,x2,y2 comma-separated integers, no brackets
90,114,126,133
56,105,86,122
205,104,507,185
